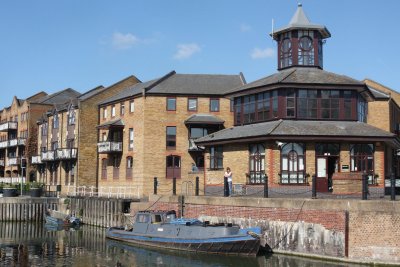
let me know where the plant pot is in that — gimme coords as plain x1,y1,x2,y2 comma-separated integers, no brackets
3,188,17,197
30,188,42,197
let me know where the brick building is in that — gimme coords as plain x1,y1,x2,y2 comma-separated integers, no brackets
195,4,400,195
0,89,80,182
31,75,140,195
97,71,244,197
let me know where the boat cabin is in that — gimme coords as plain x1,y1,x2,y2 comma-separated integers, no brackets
135,210,176,224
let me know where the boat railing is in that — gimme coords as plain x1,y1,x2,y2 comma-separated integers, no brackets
66,185,141,199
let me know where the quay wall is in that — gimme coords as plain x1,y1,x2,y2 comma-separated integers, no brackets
140,195,400,265
0,197,58,222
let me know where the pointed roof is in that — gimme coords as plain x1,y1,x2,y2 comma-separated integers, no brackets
271,3,331,40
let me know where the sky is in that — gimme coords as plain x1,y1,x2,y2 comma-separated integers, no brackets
0,0,399,108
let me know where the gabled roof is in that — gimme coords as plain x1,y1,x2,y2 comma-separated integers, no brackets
78,86,106,101
271,4,331,39
367,86,390,99
99,71,245,105
225,67,366,96
32,88,81,105
195,120,399,147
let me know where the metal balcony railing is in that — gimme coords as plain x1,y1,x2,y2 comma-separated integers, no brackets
7,157,19,166
0,121,17,132
97,141,123,153
7,138,26,147
0,159,4,167
41,151,55,161
56,148,77,160
0,141,7,149
31,155,42,164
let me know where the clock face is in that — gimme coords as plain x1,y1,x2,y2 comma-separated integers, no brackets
299,36,313,51
281,38,291,52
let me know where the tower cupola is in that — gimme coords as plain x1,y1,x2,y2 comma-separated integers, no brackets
271,3,331,70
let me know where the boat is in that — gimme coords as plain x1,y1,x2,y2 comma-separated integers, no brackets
45,209,81,227
105,210,261,256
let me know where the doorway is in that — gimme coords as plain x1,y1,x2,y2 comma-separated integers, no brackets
316,144,340,193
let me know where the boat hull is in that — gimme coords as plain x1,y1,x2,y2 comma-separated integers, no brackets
106,228,260,256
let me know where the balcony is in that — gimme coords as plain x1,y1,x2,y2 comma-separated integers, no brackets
97,142,122,153
0,141,7,149
8,138,26,147
56,148,77,160
7,157,19,166
41,151,55,161
31,155,42,164
0,121,18,132
0,159,4,167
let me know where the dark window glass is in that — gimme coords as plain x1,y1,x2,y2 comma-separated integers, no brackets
210,146,223,169
166,126,176,148
167,98,176,111
210,99,220,112
188,98,197,111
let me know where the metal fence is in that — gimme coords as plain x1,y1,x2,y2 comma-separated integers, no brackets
66,185,141,199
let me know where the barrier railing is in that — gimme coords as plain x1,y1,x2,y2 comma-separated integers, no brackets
66,185,141,199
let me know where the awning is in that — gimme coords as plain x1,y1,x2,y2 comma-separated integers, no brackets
97,119,125,129
184,114,224,125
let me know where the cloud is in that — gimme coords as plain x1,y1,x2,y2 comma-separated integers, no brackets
112,32,139,50
250,47,275,59
240,23,251,32
173,43,201,60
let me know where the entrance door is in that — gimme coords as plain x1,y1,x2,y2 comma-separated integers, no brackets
166,155,181,179
316,157,329,192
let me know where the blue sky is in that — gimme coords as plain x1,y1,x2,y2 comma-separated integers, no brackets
0,0,399,108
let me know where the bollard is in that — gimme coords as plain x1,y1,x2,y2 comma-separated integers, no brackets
362,172,368,200
312,175,317,199
391,172,396,201
195,176,199,196
224,176,229,197
264,174,268,198
173,177,176,195
153,177,158,195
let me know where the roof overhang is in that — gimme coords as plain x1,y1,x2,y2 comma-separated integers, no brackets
97,119,125,129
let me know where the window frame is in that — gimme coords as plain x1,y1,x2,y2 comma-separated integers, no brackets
120,103,125,116
128,128,134,151
210,98,220,112
129,100,135,113
167,97,177,111
187,98,198,111
280,143,306,184
166,126,177,149
209,146,223,170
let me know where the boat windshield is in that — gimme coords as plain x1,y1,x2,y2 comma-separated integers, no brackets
136,214,150,223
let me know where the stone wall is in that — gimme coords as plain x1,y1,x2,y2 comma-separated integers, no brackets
145,195,400,265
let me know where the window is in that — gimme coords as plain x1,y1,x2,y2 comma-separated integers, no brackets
102,132,107,141
321,90,339,119
286,89,296,117
297,90,317,119
344,91,353,120
113,155,121,179
120,103,125,116
188,98,197,111
51,141,58,151
129,100,135,113
166,155,181,179
53,114,59,129
70,163,75,185
41,123,48,136
68,110,76,125
248,144,265,184
280,143,305,184
167,97,176,111
103,108,107,119
111,105,116,117
298,30,314,66
126,156,133,179
210,99,220,112
230,98,234,112
357,95,367,122
210,146,223,170
280,33,292,68
243,95,256,123
350,143,374,173
129,128,134,150
166,126,176,149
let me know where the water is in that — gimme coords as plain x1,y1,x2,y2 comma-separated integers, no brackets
0,222,366,267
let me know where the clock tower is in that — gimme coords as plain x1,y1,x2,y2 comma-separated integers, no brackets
271,3,331,70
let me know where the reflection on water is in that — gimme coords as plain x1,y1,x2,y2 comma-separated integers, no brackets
0,222,366,267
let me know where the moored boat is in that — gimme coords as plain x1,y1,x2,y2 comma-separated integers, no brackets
45,209,81,227
105,210,261,256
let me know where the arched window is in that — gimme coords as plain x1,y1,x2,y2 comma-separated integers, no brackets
248,144,265,184
280,32,292,68
350,144,374,173
298,31,314,66
126,156,133,179
280,143,305,184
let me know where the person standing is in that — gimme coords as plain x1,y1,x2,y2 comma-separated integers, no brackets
224,167,233,196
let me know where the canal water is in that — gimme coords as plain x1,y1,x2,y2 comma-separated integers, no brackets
0,222,366,267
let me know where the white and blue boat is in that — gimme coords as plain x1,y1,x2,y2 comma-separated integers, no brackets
45,209,81,227
105,210,261,256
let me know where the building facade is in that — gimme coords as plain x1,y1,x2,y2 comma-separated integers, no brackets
97,71,244,197
196,4,400,195
31,75,141,195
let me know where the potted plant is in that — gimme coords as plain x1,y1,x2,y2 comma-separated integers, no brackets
30,182,43,197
